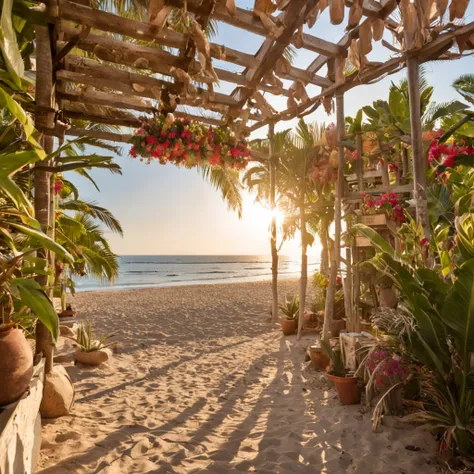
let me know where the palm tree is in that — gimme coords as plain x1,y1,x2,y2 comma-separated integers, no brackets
244,130,293,321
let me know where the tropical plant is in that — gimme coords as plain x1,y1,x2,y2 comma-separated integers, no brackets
278,295,299,320
320,339,345,377
354,224,474,454
74,320,115,352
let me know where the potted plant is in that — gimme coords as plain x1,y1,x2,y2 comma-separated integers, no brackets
309,340,330,371
377,275,397,309
0,242,70,406
73,320,115,365
278,295,299,336
321,340,361,405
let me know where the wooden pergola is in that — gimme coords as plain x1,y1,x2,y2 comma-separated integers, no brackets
33,0,474,348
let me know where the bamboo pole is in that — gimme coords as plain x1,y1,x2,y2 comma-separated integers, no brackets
269,123,279,322
323,64,345,342
34,25,55,374
297,157,308,340
356,133,363,192
343,247,353,332
406,55,431,239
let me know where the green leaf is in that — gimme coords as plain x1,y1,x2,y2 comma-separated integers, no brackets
0,89,44,156
0,0,24,88
9,222,74,263
352,224,395,257
442,258,474,354
10,277,58,342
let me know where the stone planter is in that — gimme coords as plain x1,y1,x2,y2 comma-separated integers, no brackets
74,348,110,365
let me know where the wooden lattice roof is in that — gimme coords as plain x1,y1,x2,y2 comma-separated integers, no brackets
40,0,474,143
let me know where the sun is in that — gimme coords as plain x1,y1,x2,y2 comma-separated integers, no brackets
243,194,285,229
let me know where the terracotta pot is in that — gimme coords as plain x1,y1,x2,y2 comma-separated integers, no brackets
326,372,361,405
280,318,297,336
0,325,33,407
309,346,329,371
379,286,397,308
331,319,346,337
58,309,76,318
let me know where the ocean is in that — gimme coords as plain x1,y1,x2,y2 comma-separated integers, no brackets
75,255,321,292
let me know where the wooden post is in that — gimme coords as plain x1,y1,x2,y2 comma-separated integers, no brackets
297,155,308,340
352,245,361,332
406,55,431,239
323,58,345,342
34,25,55,374
356,133,363,192
269,122,279,322
343,247,353,332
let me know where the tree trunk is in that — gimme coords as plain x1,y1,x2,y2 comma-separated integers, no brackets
297,161,307,340
320,218,329,276
323,89,345,342
406,56,431,239
34,25,55,374
269,123,279,322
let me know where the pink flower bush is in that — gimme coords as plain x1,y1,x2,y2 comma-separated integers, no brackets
428,135,474,169
367,348,407,389
361,192,406,222
129,115,250,170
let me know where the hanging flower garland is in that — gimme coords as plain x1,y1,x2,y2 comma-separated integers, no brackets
128,114,251,170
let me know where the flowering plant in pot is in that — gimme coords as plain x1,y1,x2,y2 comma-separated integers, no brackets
321,340,361,405
308,339,330,371
129,114,251,170
361,192,406,223
278,295,299,336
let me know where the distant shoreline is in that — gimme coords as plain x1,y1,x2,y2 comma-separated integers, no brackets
75,273,300,294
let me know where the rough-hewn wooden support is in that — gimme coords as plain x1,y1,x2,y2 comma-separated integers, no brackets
323,59,345,342
406,56,431,239
67,128,131,143
269,123,279,323
34,25,55,375
297,157,308,340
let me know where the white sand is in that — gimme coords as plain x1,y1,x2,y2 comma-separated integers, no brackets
38,280,440,474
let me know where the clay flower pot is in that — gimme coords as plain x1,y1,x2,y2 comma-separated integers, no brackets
331,319,346,337
379,286,397,308
326,372,361,405
280,317,297,336
75,348,110,366
58,309,76,318
0,325,33,407
309,346,329,371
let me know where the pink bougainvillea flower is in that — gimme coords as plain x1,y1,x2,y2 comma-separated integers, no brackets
443,154,455,168
146,135,158,145
352,151,359,160
53,179,63,195
420,237,429,248
388,163,399,173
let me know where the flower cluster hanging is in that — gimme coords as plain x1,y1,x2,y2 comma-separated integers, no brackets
428,136,474,169
361,192,406,222
128,114,250,170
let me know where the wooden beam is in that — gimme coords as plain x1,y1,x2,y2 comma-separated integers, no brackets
67,128,131,143
173,0,343,57
62,56,235,106
49,0,331,89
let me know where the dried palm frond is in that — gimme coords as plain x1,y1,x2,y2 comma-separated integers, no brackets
276,56,292,75
290,80,309,102
348,38,361,69
294,25,304,48
347,0,363,29
252,91,276,118
225,0,236,16
372,18,385,41
449,0,470,20
148,0,172,28
329,0,344,25
287,90,298,113
359,20,373,55
306,3,319,28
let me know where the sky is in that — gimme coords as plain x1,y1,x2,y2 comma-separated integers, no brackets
71,2,474,257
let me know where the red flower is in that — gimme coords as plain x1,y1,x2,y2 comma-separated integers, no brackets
336,275,342,286
230,147,240,158
352,151,359,160
388,163,399,173
146,135,158,145
443,154,455,168
129,146,137,158
54,179,63,195
420,237,429,248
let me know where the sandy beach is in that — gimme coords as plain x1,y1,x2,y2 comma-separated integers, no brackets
37,280,439,474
